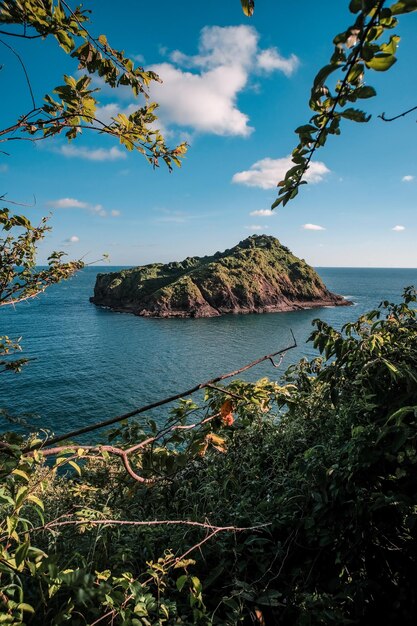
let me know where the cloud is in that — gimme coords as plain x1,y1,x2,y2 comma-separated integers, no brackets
302,223,326,231
392,225,405,231
150,62,252,136
402,175,414,182
94,102,139,125
147,25,298,137
48,197,88,209
48,198,120,218
64,235,80,244
233,156,330,189
90,204,107,217
257,48,299,76
59,145,127,161
249,209,274,217
0,164,8,173
170,25,259,70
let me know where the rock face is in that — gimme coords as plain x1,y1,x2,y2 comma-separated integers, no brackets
90,235,351,318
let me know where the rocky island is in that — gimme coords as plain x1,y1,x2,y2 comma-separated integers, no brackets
90,235,351,318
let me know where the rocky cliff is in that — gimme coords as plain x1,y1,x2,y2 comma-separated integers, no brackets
90,235,350,318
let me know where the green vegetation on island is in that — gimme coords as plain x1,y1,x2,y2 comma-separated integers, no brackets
91,235,350,317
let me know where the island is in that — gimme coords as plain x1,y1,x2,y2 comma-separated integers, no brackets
90,235,351,318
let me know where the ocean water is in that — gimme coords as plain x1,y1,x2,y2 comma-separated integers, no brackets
1,267,416,438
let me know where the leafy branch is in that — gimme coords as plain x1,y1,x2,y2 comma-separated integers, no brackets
240,0,417,208
0,0,186,169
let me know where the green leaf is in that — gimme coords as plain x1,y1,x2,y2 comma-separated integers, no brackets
176,575,188,592
390,0,417,15
15,540,30,567
340,108,371,122
240,0,255,16
17,603,35,614
15,486,28,507
68,460,82,476
11,469,30,482
55,30,74,53
27,494,44,510
365,54,397,71
312,64,338,92
349,0,363,12
355,85,377,98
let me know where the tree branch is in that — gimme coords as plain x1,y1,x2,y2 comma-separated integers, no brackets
0,37,36,109
379,104,417,122
26,333,297,450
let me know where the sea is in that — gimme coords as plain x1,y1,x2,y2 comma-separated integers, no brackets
1,267,416,439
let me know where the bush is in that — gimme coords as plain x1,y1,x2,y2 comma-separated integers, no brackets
1,289,417,624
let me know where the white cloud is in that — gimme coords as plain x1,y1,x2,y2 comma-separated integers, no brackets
48,197,88,209
59,145,127,161
0,164,8,173
250,209,274,217
148,25,298,137
302,224,326,231
170,25,259,70
64,235,79,244
257,48,299,76
90,204,107,217
151,62,252,136
48,198,120,219
392,225,405,231
402,175,414,182
232,156,330,189
95,102,139,125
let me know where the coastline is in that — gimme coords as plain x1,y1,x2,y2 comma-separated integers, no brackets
89,296,353,318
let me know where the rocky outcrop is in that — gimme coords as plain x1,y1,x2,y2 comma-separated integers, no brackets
90,235,351,318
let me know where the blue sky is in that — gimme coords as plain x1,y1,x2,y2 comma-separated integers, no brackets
1,1,417,267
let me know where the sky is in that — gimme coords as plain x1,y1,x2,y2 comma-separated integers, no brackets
1,1,417,267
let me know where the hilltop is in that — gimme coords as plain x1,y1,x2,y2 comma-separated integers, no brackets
90,235,350,317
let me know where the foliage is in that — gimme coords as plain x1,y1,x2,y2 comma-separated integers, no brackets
0,0,188,374
0,0,186,168
1,3,417,624
1,291,417,624
0,208,84,373
240,0,417,207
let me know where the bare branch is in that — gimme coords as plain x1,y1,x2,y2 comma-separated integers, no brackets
379,105,417,122
0,193,36,208
0,29,42,40
0,37,36,109
35,517,269,534
26,337,297,450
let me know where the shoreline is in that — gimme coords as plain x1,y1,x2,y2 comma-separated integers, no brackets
89,296,353,319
